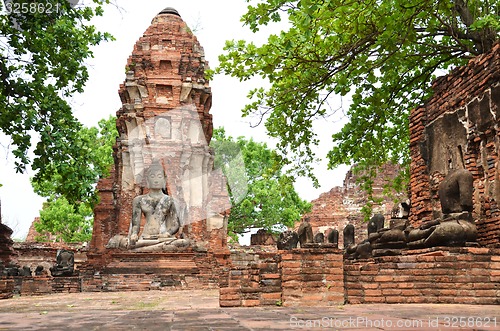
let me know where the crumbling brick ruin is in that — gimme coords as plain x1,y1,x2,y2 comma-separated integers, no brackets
0,218,16,299
410,43,500,247
0,225,15,269
302,163,401,246
250,229,277,246
1,7,231,299
25,217,57,242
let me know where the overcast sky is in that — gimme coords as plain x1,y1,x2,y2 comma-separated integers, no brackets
0,0,349,239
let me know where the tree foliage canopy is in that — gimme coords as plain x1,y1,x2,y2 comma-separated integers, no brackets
211,128,311,237
0,0,112,186
32,115,117,242
216,0,500,195
35,196,93,243
32,115,117,206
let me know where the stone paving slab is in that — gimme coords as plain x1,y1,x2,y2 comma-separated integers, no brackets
0,290,499,330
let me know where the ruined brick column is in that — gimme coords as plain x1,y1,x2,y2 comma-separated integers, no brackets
0,206,17,299
91,7,229,252
0,223,15,267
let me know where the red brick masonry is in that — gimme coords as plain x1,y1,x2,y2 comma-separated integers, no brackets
302,164,400,247
81,250,229,292
409,43,500,246
221,247,500,307
345,247,500,305
3,246,499,305
220,247,347,307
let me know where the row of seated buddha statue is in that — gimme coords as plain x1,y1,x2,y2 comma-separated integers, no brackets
347,169,477,259
277,169,478,258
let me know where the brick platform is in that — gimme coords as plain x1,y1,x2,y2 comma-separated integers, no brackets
281,247,344,307
220,246,500,307
82,251,228,292
220,247,344,307
19,276,81,295
219,250,281,307
345,247,500,304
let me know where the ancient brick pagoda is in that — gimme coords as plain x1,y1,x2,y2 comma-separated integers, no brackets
83,7,230,290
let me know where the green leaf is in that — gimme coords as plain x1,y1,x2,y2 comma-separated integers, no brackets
31,115,117,242
211,128,311,236
0,0,113,192
216,0,499,207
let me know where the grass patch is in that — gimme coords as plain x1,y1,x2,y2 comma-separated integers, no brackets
133,300,160,310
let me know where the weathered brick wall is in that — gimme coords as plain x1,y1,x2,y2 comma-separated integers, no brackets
81,251,228,292
409,43,500,246
90,167,116,251
13,242,87,276
0,223,16,299
8,243,226,297
0,220,16,299
0,223,16,267
3,243,86,297
303,164,401,247
345,247,500,304
281,248,344,307
219,249,282,307
219,247,344,307
0,278,14,299
19,277,81,295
